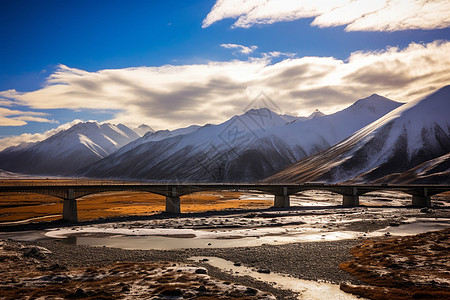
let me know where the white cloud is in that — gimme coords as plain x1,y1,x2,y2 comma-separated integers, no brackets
262,51,296,59
203,0,450,31
0,117,27,126
0,107,56,126
221,43,258,54
0,41,449,136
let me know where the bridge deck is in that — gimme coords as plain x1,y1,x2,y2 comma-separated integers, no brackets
1,183,448,222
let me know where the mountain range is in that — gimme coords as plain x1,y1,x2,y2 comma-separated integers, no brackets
74,94,402,181
265,85,450,184
1,86,448,184
0,122,153,175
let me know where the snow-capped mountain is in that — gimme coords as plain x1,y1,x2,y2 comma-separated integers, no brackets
0,122,152,175
265,86,450,183
75,94,402,182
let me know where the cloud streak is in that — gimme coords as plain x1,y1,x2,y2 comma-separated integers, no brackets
0,107,57,126
221,43,258,54
0,41,449,141
203,0,450,31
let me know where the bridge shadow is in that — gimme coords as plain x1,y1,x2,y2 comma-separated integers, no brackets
0,204,439,233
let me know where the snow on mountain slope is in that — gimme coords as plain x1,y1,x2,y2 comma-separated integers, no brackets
367,152,450,184
76,94,402,182
0,168,22,179
1,141,38,153
260,93,403,155
120,124,202,152
265,86,450,184
0,122,145,175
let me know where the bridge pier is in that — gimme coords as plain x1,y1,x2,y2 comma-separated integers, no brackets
342,187,359,206
166,187,180,213
412,188,431,207
63,189,78,222
274,187,290,208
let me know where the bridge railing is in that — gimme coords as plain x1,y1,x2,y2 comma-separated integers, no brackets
0,180,449,188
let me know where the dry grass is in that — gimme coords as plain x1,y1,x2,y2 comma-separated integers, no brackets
0,181,273,223
0,193,62,222
340,229,450,299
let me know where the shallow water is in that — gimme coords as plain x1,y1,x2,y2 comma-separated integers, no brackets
189,256,361,300
375,219,450,236
56,230,364,250
36,217,449,250
0,230,52,242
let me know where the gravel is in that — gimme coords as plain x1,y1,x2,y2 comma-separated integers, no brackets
24,237,366,299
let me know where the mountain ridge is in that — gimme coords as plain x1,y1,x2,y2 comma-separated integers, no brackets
75,94,402,181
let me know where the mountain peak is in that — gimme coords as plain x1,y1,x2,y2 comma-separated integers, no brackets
243,107,277,115
307,109,325,119
354,93,395,104
350,94,402,113
238,107,289,130
135,124,154,136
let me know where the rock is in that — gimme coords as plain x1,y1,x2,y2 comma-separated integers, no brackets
22,246,51,260
245,287,258,295
420,208,432,213
121,285,130,292
196,285,207,292
233,262,242,267
195,268,207,274
257,269,271,274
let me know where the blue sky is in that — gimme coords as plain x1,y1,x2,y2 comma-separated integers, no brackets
1,0,449,148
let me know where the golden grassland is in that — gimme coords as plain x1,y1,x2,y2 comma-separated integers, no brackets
0,189,272,223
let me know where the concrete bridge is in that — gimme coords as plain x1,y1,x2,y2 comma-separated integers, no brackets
1,183,449,222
